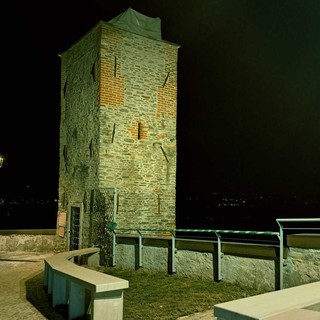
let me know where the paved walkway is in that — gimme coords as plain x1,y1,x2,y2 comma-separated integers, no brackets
0,251,57,320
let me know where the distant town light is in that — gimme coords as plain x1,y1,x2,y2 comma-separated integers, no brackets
0,155,4,168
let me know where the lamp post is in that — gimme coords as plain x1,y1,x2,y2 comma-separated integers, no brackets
0,155,4,168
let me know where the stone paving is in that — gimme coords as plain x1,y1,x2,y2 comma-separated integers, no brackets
0,251,56,320
177,310,215,320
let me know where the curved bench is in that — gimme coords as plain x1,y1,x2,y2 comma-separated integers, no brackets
44,248,129,320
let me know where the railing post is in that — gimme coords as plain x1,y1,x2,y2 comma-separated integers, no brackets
138,230,143,268
112,231,116,266
279,226,283,290
213,232,222,282
171,233,176,273
276,220,284,290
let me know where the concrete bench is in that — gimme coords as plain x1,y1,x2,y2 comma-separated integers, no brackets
214,281,320,320
44,247,129,320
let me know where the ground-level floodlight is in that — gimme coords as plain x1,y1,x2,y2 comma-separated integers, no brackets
0,155,4,168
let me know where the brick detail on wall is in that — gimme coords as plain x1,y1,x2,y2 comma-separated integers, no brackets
128,120,148,140
100,57,125,106
157,46,178,117
157,80,177,117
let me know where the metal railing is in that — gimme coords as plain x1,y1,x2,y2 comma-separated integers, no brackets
276,218,320,289
109,218,320,290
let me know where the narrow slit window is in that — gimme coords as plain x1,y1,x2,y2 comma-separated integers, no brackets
63,82,67,98
91,63,96,82
111,123,116,143
138,122,141,140
63,145,68,170
114,56,117,77
89,139,93,158
163,72,170,87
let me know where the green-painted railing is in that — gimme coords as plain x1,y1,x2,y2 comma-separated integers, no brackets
108,218,320,290
108,224,280,286
107,223,278,236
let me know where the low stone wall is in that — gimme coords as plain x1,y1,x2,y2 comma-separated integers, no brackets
1,230,319,291
219,247,320,290
0,230,56,252
114,235,320,291
284,247,320,287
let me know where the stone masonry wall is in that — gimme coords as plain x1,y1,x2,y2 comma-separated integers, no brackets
0,234,55,252
57,21,180,252
57,23,101,250
283,247,320,287
97,23,179,234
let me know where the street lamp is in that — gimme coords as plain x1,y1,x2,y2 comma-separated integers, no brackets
0,155,4,168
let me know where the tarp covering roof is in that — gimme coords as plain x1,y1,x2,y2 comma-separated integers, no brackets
108,7,162,40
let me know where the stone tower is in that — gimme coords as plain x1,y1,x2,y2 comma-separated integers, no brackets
55,8,180,253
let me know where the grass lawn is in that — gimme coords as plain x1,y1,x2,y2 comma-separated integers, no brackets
26,265,267,320
87,266,267,320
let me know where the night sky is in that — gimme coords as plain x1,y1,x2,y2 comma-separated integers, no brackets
1,0,320,204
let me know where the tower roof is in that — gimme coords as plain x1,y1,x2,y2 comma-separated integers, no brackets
108,7,161,40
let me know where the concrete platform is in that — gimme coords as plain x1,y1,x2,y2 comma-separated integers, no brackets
0,251,55,319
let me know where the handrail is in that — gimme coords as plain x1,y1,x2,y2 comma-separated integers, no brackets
110,226,280,284
109,218,319,290
113,227,278,235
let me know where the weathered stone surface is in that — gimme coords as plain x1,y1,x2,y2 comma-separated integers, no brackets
0,234,55,252
57,21,179,253
284,247,320,288
1,232,319,291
